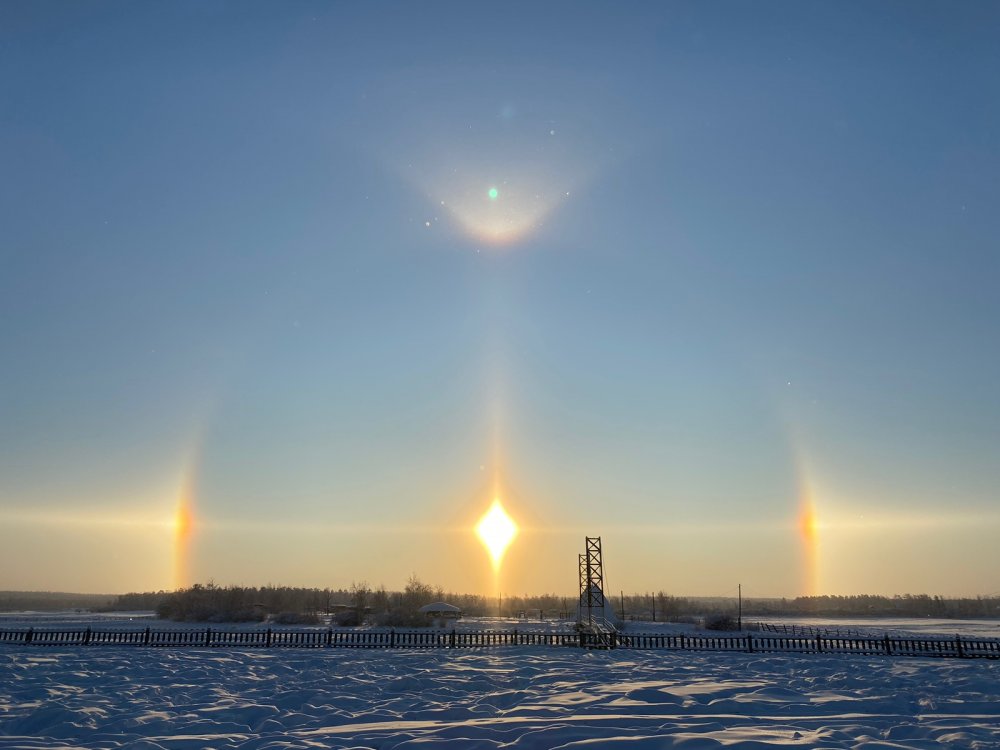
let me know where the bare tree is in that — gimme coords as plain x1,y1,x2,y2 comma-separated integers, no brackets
371,584,389,615
350,581,371,624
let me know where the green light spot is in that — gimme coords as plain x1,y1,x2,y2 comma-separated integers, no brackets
488,187,498,200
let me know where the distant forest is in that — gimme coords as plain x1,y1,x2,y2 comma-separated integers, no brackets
0,591,115,612
626,593,1000,620
756,594,1000,619
3,587,999,621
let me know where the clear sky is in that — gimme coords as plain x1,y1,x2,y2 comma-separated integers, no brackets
2,2,999,599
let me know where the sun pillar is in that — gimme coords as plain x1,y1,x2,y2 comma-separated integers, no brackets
798,491,820,596
172,471,196,591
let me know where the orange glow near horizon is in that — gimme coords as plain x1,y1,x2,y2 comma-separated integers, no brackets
798,495,820,596
172,477,196,591
476,498,518,572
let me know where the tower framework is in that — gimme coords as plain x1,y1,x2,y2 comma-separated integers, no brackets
578,536,608,624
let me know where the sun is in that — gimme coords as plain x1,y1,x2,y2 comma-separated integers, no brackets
476,499,518,571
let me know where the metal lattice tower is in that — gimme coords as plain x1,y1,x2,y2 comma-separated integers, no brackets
578,537,607,623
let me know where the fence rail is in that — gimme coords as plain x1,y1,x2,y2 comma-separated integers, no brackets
1,627,998,659
756,621,871,639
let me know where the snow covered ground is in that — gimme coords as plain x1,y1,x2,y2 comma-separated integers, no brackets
2,613,999,748
2,645,999,749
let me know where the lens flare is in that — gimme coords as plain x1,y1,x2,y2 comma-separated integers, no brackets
476,499,518,571
436,177,567,245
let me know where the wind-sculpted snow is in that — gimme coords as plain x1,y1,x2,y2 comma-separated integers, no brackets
1,648,998,748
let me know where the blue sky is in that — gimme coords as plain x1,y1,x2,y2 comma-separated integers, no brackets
2,2,999,596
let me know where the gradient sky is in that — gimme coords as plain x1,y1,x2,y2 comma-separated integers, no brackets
2,2,999,599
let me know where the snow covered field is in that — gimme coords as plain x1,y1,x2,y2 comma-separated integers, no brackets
2,645,999,749
2,613,999,748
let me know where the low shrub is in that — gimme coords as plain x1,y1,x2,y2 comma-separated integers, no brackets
667,615,701,626
271,611,320,625
704,614,739,631
333,611,361,627
375,610,426,627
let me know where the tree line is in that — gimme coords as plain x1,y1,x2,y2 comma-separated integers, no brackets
0,591,115,612
108,579,571,623
614,592,1000,620
79,587,1000,623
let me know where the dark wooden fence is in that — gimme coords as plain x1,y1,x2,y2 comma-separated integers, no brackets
756,621,870,639
1,627,998,659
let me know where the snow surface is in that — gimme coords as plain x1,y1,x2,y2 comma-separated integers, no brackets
2,646,998,749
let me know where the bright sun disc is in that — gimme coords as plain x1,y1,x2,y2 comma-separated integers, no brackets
476,499,517,571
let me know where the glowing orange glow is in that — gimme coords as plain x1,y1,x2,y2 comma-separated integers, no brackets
174,502,193,540
172,475,196,591
476,499,518,571
798,495,820,596
799,503,819,543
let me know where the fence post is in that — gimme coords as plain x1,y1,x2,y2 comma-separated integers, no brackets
883,634,892,655
25,628,33,645
205,628,212,647
266,628,272,647
326,629,332,647
450,629,456,649
746,634,754,653
144,626,150,646
955,634,964,658
579,631,585,649
816,634,822,653
680,634,686,650
390,629,396,648
84,627,92,646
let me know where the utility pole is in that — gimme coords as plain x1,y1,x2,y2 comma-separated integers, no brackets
738,583,742,631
